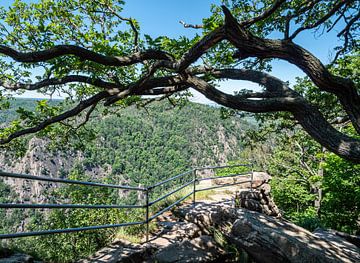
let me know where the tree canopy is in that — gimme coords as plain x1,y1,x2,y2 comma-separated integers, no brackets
0,0,359,162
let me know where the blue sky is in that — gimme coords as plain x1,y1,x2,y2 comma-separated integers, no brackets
3,0,344,103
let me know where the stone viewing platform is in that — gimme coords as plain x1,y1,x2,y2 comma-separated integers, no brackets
76,176,360,263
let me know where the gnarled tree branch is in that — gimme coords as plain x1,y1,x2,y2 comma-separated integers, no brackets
0,45,173,66
183,72,360,163
222,5,360,134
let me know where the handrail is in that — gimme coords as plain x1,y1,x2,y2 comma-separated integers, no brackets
194,163,251,171
149,179,194,206
196,180,252,192
147,169,193,190
0,221,144,239
0,163,254,241
0,170,145,191
0,203,145,209
149,192,193,221
197,172,251,181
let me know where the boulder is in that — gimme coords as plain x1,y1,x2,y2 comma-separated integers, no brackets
154,235,224,263
77,239,156,263
251,172,272,188
235,186,281,217
313,229,360,259
0,253,34,263
176,202,360,263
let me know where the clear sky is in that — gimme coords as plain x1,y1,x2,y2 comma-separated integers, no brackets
3,0,344,103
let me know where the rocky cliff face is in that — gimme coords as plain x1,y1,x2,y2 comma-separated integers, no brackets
0,126,240,204
0,137,111,203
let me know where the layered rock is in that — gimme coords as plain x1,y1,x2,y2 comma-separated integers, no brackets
154,235,225,263
235,184,280,217
176,202,360,263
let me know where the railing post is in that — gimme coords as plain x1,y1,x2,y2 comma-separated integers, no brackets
192,169,196,206
145,187,149,243
250,163,254,192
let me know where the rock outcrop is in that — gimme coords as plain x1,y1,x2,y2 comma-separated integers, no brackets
77,239,156,263
0,247,41,263
78,227,226,263
176,201,360,263
235,184,281,217
154,235,225,263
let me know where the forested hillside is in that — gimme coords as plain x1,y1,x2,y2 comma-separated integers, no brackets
1,98,250,191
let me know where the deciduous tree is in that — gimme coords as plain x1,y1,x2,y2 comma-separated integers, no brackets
0,0,359,162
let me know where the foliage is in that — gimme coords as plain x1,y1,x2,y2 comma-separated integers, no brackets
215,160,252,177
0,180,23,234
321,153,360,234
0,0,358,164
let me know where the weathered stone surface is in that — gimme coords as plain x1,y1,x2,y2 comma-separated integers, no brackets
252,172,272,188
213,175,250,186
0,253,34,263
259,183,271,194
211,171,271,189
238,191,262,200
149,221,201,247
313,229,360,260
154,235,224,263
230,210,360,263
235,185,281,217
176,202,360,263
77,239,156,263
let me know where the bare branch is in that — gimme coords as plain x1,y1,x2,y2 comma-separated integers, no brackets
92,0,139,51
183,74,298,113
185,73,360,163
178,26,226,71
0,75,124,94
0,91,109,144
179,20,203,29
139,84,189,96
240,0,286,27
222,5,360,134
337,10,360,37
289,0,350,40
139,93,175,108
76,102,98,130
0,45,173,66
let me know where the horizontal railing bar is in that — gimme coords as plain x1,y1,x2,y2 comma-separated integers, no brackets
0,221,144,239
149,180,194,206
147,169,193,190
198,172,251,181
196,180,252,192
149,191,193,221
195,164,252,171
0,203,145,209
0,171,145,191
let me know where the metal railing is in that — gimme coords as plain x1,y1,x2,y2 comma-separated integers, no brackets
0,163,253,242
